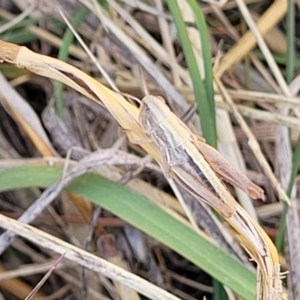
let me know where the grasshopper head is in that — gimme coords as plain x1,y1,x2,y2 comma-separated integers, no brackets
139,95,170,133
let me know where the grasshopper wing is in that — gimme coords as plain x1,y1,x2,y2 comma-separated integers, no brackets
192,136,264,199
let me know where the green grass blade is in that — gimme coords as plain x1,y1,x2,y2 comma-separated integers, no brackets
276,133,300,251
55,7,90,118
286,0,295,83
0,165,256,299
213,279,228,300
166,0,217,147
97,0,109,11
184,0,216,140
0,63,29,79
0,17,39,44
0,29,37,44
247,50,300,68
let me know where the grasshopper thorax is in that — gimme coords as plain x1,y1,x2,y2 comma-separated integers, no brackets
139,95,171,134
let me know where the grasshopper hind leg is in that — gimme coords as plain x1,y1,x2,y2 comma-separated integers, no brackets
172,166,236,218
192,136,264,200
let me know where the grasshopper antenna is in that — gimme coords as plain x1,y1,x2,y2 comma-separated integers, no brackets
116,91,141,104
59,9,119,92
181,102,198,124
59,10,142,105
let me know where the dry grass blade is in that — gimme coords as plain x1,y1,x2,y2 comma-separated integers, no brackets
0,37,286,299
138,84,286,299
216,102,300,130
215,77,290,206
0,1,297,299
215,0,287,76
0,70,96,238
97,234,141,300
0,214,181,300
176,0,204,78
25,254,65,300
0,8,88,60
0,39,201,239
81,0,188,109
0,149,157,254
0,265,45,299
228,205,282,299
0,2,35,34
216,108,258,220
231,3,294,299
285,201,300,299
167,178,201,234
234,0,290,95
215,78,287,299
0,156,186,227
227,90,300,106
0,40,160,162
108,0,190,87
0,260,61,281
0,73,57,156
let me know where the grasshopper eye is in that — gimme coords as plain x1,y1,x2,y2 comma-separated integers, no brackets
144,105,150,113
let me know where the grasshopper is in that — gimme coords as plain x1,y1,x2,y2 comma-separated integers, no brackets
138,95,287,300
138,95,264,218
0,39,283,299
